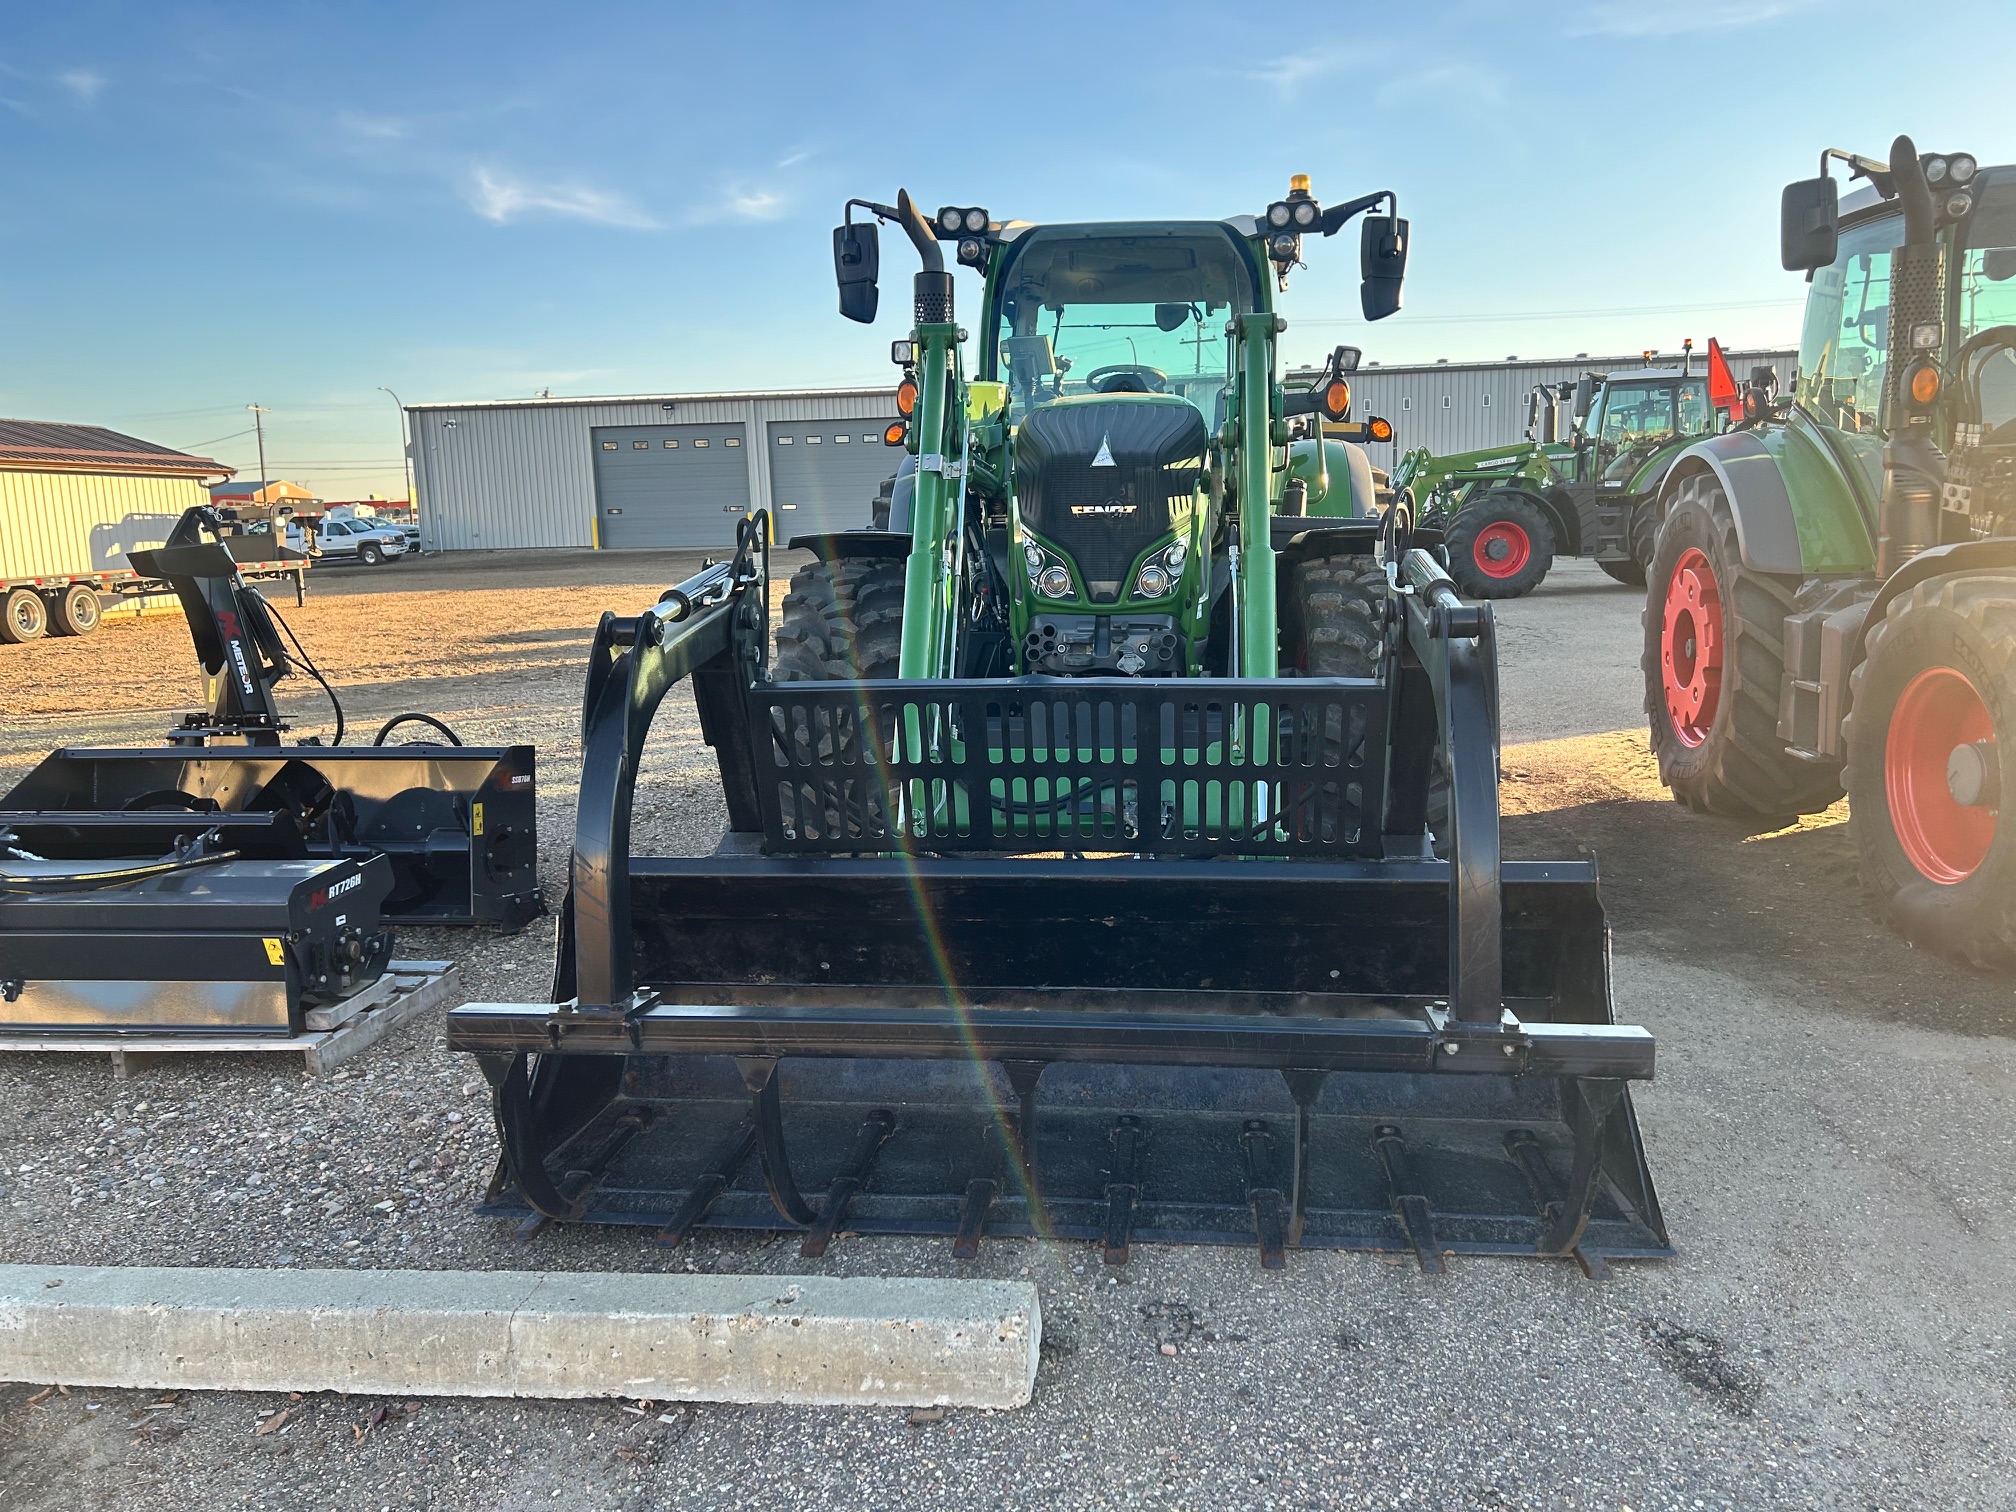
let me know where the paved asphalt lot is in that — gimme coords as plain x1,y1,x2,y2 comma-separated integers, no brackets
0,554,2011,1511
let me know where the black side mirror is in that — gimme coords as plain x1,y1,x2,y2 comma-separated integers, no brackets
1780,176,1839,272
1572,375,1596,420
1359,215,1408,322
1154,302,1194,332
1984,248,2016,283
834,221,881,324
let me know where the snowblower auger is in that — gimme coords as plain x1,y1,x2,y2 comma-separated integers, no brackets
448,179,1668,1272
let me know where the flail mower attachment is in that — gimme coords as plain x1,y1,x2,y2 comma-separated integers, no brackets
449,519,1668,1273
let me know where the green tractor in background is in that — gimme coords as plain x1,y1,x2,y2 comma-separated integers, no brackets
1391,349,1733,599
1643,136,2016,969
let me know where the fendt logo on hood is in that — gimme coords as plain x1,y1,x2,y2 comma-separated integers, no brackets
1071,499,1137,516
309,872,363,909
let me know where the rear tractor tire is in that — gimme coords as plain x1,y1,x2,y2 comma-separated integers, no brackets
1445,492,1555,599
0,587,49,644
1843,571,2016,971
1642,471,1843,821
774,556,906,681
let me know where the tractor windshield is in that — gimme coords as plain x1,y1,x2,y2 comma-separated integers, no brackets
1594,379,1708,479
986,223,1259,424
1796,217,1905,436
1959,188,2016,432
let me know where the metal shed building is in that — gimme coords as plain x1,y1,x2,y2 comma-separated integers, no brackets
1299,348,1798,460
407,388,901,551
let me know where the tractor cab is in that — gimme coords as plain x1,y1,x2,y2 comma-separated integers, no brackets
1567,366,1717,489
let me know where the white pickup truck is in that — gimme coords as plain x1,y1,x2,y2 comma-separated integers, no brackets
309,516,411,566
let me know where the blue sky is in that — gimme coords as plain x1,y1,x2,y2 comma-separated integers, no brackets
2,0,2012,499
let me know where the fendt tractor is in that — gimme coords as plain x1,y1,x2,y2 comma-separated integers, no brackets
446,178,1669,1273
1393,345,1738,599
1645,137,2015,969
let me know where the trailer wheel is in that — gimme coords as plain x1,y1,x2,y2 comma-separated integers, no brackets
1843,571,2015,970
1445,493,1554,599
1643,471,1843,820
1291,553,1383,676
50,583,102,637
774,556,905,681
0,587,48,644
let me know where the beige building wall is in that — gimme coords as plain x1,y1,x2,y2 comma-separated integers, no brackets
0,468,214,616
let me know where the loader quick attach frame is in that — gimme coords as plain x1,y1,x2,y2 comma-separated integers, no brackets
448,517,1669,1273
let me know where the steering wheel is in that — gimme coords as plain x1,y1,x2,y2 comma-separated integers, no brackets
1086,364,1170,394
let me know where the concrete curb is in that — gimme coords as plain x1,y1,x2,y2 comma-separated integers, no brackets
0,1265,1040,1409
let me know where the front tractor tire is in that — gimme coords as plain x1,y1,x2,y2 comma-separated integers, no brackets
1643,472,1843,821
1445,492,1555,599
1291,553,1384,676
1843,571,2016,971
774,555,905,681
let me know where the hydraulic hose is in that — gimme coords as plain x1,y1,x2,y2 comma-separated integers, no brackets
372,713,464,747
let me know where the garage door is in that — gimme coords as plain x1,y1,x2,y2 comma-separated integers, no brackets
592,423,750,548
766,419,902,537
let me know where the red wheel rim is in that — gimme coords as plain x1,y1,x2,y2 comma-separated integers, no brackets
1661,547,1722,747
1473,521,1531,579
1885,666,1997,883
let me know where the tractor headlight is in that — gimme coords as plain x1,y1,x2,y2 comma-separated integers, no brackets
1024,543,1043,574
1270,231,1300,261
1132,540,1187,599
963,207,989,233
1290,199,1319,228
1924,156,1949,185
1266,201,1292,228
1945,191,1975,219
937,205,964,233
1038,564,1074,599
1949,154,1977,185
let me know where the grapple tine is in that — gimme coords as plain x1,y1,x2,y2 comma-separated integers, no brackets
736,1056,816,1228
800,1109,896,1259
1102,1117,1144,1266
1240,1121,1288,1271
1373,1124,1446,1274
952,1179,998,1261
654,1120,756,1249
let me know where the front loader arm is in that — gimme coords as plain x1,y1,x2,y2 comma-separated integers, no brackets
1231,311,1282,678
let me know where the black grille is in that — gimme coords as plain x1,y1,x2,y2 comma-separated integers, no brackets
1015,401,1208,588
753,676,1383,857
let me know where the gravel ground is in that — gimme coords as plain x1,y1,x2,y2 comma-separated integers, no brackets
1,553,2011,1511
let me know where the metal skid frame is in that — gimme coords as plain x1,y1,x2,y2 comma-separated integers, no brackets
447,517,1669,1272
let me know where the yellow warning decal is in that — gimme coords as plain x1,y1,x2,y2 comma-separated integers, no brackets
262,938,286,966
472,801,485,837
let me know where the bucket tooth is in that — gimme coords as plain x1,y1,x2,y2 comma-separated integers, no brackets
735,1056,816,1227
1002,1059,1046,1189
1373,1124,1445,1273
1240,1121,1288,1270
1101,1116,1145,1266
1528,1077,1628,1258
800,1109,896,1259
1279,1068,1328,1249
654,1120,756,1249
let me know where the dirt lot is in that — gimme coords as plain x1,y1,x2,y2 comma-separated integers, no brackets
1,552,2011,1511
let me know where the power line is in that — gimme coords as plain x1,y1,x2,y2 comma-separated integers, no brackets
177,427,257,452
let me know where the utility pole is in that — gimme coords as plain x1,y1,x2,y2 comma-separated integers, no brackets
246,404,271,506
378,387,417,529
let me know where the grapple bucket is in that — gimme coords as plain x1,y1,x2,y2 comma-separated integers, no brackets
447,540,1670,1272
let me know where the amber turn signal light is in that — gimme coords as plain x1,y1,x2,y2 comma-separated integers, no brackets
1322,380,1351,419
1368,416,1393,442
1908,363,1941,406
896,378,919,416
883,420,907,446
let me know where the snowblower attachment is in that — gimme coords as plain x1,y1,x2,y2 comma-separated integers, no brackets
448,523,1669,1272
0,506,542,931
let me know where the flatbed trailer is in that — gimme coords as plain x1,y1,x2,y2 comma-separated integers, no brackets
1,545,308,645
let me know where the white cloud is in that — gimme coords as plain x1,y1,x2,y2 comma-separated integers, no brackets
686,184,790,224
1376,62,1505,108
466,167,658,229
1569,1,1817,37
339,113,409,141
57,68,104,102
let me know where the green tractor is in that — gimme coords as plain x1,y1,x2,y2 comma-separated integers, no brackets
1644,136,2015,969
1391,350,1729,599
444,177,1668,1271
